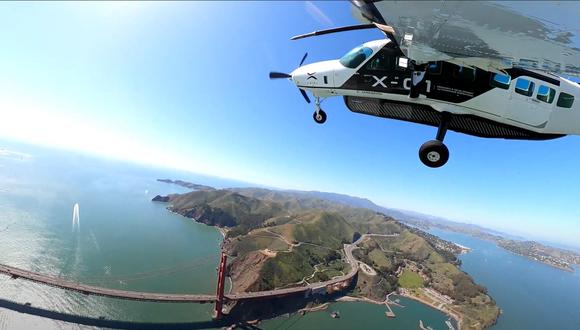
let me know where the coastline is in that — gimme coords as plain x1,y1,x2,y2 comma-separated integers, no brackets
217,227,228,238
454,242,471,253
335,295,387,306
167,207,229,239
432,228,575,273
499,246,574,273
336,294,462,329
398,290,462,330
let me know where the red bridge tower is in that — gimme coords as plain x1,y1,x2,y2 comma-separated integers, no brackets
213,252,228,319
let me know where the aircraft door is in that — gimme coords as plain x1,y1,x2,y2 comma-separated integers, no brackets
506,77,551,128
355,48,410,93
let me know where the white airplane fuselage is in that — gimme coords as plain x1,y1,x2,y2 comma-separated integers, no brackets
291,39,580,139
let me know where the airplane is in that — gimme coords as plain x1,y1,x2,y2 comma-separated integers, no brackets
269,0,580,168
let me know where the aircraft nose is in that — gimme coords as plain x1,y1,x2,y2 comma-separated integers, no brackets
291,61,338,88
291,65,320,87
290,67,306,85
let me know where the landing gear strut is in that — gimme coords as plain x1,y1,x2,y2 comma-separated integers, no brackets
313,96,327,124
419,112,451,168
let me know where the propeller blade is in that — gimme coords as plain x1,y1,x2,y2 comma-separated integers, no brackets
269,71,292,79
299,52,308,67
299,88,311,103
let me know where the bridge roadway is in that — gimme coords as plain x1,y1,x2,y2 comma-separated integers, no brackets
0,234,397,304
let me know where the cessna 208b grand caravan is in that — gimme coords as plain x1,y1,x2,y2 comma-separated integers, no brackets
270,0,580,167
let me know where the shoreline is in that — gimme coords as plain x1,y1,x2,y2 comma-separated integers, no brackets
454,242,471,253
398,290,462,330
433,228,576,273
499,246,575,273
217,227,228,238
335,295,387,306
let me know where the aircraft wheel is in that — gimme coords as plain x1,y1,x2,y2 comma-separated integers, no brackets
313,110,327,124
419,140,449,168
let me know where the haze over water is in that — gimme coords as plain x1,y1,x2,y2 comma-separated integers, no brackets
0,140,578,329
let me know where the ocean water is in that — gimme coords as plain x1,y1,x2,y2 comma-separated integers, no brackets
261,298,452,330
429,228,580,330
0,141,449,329
0,141,226,329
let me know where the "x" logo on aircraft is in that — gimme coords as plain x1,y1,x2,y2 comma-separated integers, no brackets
371,75,387,88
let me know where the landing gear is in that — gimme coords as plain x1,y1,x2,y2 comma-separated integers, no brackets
313,96,327,124
313,109,327,124
419,140,449,168
419,112,451,168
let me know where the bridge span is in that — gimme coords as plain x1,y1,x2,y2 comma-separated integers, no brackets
0,235,381,318
0,264,217,303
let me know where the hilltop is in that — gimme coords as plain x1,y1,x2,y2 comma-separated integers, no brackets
153,180,500,329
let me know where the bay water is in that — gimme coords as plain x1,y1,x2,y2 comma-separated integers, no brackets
5,140,575,329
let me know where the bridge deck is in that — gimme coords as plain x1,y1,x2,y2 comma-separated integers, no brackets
0,265,216,303
0,238,368,304
0,263,356,303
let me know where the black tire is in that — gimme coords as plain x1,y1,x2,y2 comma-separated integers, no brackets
313,110,327,124
419,140,449,168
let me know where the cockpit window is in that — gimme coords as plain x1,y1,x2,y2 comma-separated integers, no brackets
363,49,395,71
339,45,373,69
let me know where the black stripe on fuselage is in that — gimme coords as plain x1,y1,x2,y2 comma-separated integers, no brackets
338,42,561,104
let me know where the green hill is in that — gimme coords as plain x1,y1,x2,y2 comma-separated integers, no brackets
161,189,285,235
154,181,500,328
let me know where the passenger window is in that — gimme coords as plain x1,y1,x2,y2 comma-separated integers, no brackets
453,66,475,81
557,92,575,108
491,73,511,89
427,61,442,75
537,85,556,103
515,78,535,97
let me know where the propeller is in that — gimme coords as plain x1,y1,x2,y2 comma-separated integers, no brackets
299,88,311,104
299,52,308,66
269,72,292,79
269,52,311,103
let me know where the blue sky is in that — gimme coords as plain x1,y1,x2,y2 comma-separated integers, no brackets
0,1,579,247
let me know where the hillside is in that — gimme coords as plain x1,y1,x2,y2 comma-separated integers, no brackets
153,181,500,329
174,181,580,272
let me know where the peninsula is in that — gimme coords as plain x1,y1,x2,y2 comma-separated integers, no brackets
154,180,500,329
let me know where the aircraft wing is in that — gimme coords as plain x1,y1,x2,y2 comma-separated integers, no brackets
352,1,580,77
